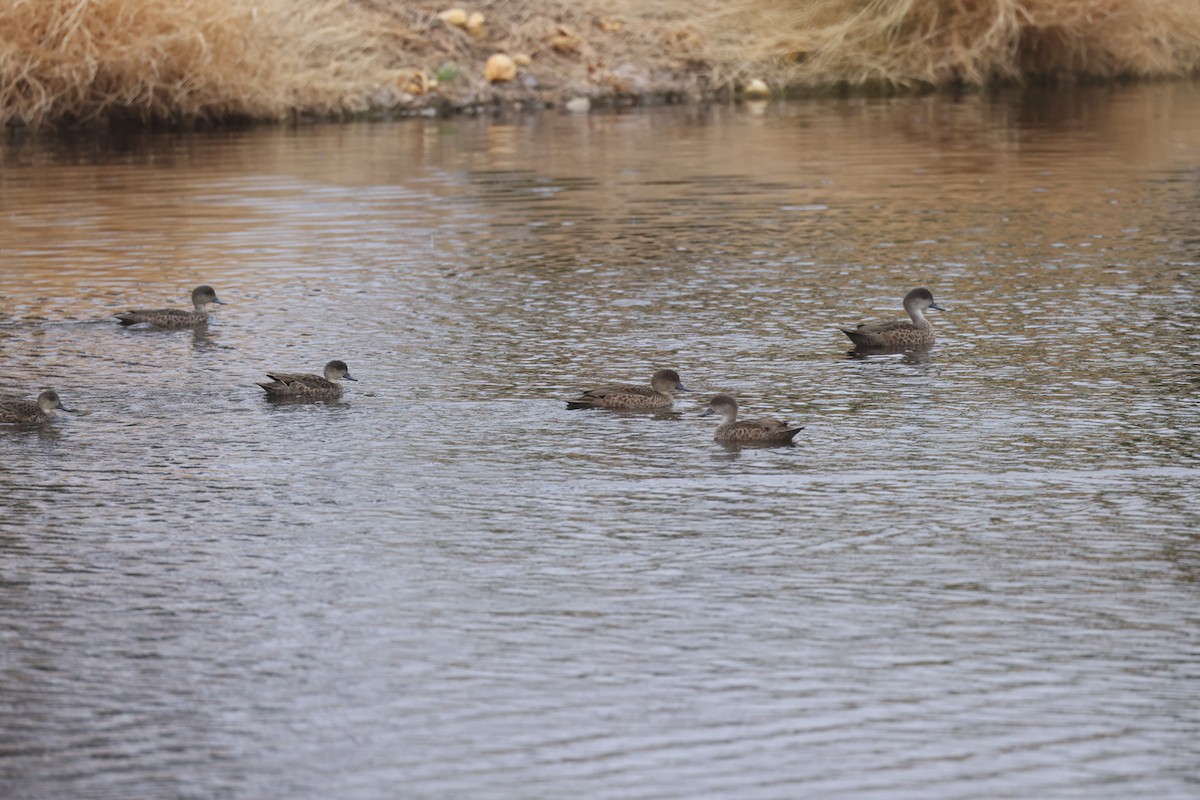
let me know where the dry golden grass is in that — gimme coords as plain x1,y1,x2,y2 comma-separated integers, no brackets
0,0,421,128
703,0,1200,90
1,0,1199,128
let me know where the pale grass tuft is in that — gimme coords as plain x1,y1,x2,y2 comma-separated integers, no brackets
701,0,1200,89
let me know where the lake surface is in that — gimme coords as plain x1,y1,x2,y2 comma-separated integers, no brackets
2,84,1199,799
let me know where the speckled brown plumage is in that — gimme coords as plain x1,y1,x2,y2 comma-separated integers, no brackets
116,285,225,329
841,287,945,349
258,360,357,399
566,369,687,410
700,394,803,447
0,390,72,424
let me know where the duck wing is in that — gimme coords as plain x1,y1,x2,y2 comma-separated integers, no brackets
263,371,328,389
749,416,794,431
0,399,38,420
584,383,655,398
723,419,805,444
566,382,656,408
844,317,911,335
116,307,194,326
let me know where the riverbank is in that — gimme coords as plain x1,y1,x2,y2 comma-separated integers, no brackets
3,0,1200,129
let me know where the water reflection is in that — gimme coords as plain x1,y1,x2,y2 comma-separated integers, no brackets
843,345,936,363
261,395,352,407
0,421,65,442
1,84,1199,800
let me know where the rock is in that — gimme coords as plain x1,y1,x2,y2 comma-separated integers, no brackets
550,34,583,54
438,8,468,28
513,53,532,67
609,63,648,94
466,12,485,36
485,54,517,83
742,79,770,98
549,25,583,55
564,96,590,113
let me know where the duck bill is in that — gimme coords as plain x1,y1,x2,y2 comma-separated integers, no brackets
675,384,690,392
930,301,947,312
698,408,715,417
343,375,358,382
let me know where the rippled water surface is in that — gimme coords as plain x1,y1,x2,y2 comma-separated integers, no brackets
3,85,1199,799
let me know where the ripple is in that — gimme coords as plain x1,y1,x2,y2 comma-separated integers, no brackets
3,89,1200,799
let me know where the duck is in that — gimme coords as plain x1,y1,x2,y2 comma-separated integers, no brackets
257,360,357,399
0,390,73,424
116,285,225,328
566,368,688,410
840,287,945,349
699,394,803,446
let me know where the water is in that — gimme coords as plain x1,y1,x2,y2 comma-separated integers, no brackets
2,85,1199,798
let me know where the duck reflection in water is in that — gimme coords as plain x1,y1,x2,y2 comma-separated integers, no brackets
844,347,934,365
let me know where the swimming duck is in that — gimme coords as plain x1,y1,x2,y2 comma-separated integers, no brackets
566,368,688,410
257,360,357,399
699,394,803,446
841,287,945,349
0,390,73,424
116,285,225,328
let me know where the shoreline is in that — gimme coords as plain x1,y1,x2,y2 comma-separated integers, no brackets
2,0,1199,130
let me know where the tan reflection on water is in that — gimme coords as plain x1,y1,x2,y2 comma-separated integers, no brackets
2,83,1200,800
1,84,1197,313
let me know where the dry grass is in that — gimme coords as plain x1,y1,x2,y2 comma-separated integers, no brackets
0,0,420,128
1,0,1199,128
703,0,1200,90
